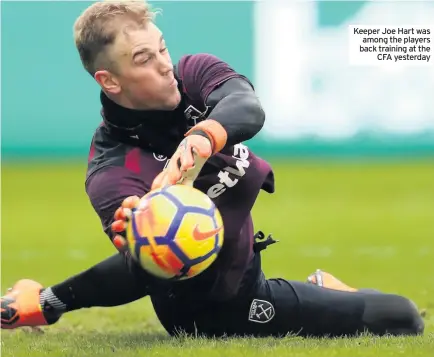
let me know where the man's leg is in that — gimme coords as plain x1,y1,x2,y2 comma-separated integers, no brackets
265,278,423,337
151,265,424,338
1,252,151,329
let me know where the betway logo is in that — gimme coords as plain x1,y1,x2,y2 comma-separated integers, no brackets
207,143,250,199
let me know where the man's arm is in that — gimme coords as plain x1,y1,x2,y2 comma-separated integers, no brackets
204,78,265,148
152,54,265,189
178,54,265,151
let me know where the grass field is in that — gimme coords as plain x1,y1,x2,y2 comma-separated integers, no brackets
2,158,434,356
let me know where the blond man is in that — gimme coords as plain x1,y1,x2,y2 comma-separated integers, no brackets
2,1,424,338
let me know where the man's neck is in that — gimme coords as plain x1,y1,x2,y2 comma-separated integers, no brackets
103,92,140,111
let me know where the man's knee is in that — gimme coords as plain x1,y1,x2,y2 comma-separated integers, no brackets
362,294,424,336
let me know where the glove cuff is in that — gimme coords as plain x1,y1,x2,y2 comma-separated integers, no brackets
185,119,227,154
186,129,212,145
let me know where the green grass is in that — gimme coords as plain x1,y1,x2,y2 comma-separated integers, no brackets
2,158,434,356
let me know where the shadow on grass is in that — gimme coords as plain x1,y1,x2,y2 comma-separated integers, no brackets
78,331,174,351
2,329,171,347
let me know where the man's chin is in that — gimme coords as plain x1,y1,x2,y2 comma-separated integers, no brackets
165,92,182,110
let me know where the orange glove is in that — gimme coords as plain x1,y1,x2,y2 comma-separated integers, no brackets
151,119,228,190
152,135,212,190
111,195,141,252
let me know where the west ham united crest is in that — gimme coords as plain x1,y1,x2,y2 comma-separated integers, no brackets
184,105,211,127
248,299,275,324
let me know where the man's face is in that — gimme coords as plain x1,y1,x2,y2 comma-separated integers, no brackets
98,21,181,110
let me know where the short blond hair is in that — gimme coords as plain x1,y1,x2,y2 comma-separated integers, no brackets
73,0,158,76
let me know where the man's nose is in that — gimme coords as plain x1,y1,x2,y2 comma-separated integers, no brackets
157,53,173,74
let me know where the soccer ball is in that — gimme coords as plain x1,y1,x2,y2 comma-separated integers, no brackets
126,185,224,280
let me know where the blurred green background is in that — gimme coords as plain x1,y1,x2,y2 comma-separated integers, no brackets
3,1,434,158
1,1,434,355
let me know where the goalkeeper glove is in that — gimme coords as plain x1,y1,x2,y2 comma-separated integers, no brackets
111,195,140,252
151,119,228,189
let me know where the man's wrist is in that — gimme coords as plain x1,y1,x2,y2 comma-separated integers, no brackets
185,119,228,154
187,129,212,145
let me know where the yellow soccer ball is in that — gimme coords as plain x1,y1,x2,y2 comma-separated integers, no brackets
126,185,224,280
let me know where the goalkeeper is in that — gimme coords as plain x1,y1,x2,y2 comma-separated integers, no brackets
1,1,424,338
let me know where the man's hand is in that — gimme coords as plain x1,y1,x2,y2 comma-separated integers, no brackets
151,135,212,190
111,195,141,252
151,119,228,190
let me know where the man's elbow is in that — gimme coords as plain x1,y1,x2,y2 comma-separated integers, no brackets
242,94,266,138
253,99,266,133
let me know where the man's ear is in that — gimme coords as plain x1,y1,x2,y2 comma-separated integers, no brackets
94,70,121,94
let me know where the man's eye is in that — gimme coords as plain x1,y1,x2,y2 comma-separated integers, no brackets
137,56,150,64
160,47,167,53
